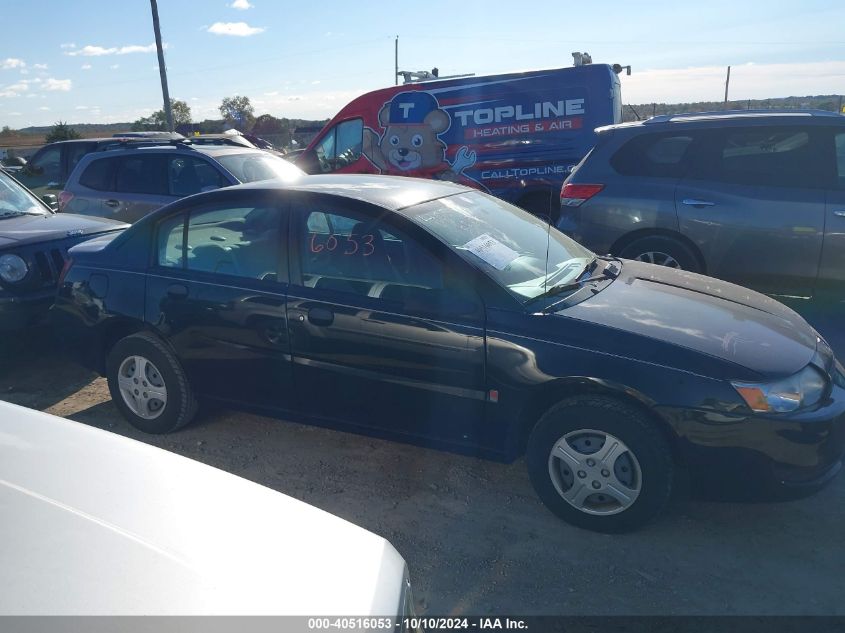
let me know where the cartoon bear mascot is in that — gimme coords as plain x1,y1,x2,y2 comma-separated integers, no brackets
362,91,482,188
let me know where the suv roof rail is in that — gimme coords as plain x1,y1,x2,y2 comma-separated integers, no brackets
643,109,843,124
95,138,206,153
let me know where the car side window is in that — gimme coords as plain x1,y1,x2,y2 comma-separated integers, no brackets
610,134,694,178
168,156,227,197
157,204,282,282
66,143,94,174
313,119,363,173
295,204,444,299
25,146,62,185
835,132,845,189
700,127,824,189
115,155,168,195
79,157,117,191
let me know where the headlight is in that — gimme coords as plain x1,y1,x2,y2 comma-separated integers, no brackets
0,253,28,283
732,365,827,413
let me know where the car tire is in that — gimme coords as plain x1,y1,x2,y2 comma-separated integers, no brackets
106,331,198,434
619,235,701,272
526,395,674,533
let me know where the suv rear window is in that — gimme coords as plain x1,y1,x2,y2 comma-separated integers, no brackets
610,134,694,178
79,157,116,191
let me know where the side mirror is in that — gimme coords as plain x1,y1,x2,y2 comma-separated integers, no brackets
296,149,320,175
41,194,59,211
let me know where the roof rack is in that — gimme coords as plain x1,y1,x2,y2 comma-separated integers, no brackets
643,109,843,124
95,137,255,153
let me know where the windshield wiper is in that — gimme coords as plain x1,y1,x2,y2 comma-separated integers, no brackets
529,258,620,305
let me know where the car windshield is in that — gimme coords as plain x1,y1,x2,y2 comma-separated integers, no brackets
215,152,303,184
0,171,47,218
408,191,594,300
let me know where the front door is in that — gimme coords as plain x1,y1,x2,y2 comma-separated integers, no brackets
145,194,292,409
286,194,487,447
676,125,827,297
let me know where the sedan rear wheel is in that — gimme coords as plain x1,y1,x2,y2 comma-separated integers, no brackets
527,395,674,532
107,332,197,434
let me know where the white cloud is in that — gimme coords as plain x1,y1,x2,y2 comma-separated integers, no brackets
42,78,72,92
110,64,120,70
38,106,50,111
19,69,29,75
207,22,264,36
6,112,21,116
33,63,48,70
1,58,25,70
264,90,279,96
230,0,253,8
60,43,76,49
0,81,29,97
65,43,160,57
311,80,321,85
81,64,92,70
624,60,845,104
75,105,89,110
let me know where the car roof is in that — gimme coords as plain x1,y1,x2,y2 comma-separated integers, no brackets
0,400,405,615
598,109,845,133
231,173,471,211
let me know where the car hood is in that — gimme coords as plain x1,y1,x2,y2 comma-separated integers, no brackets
0,213,127,248
0,402,406,615
562,260,818,378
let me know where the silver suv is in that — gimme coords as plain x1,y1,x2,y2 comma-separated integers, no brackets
60,143,303,223
557,110,845,299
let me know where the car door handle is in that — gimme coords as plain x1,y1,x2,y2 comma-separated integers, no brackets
104,199,120,208
682,198,716,208
166,283,189,299
833,210,845,218
307,307,334,327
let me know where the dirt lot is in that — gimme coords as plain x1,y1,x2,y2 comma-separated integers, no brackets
2,307,844,616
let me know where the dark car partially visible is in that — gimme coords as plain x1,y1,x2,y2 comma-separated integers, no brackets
0,170,126,330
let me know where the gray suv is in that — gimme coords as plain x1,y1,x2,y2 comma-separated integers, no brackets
557,110,845,299
60,144,303,223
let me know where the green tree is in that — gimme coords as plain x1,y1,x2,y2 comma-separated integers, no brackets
219,95,254,130
251,113,286,135
45,121,81,143
132,99,192,131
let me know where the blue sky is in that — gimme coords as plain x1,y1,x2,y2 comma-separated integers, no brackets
1,0,844,128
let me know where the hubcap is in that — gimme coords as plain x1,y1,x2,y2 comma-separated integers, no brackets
117,355,168,420
635,251,681,269
548,429,642,515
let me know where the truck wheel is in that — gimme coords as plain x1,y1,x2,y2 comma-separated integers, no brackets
526,395,674,533
106,332,198,434
619,235,701,272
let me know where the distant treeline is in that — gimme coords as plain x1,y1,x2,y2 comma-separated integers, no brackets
623,94,844,122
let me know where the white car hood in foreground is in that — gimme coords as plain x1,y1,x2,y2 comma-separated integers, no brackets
0,402,407,615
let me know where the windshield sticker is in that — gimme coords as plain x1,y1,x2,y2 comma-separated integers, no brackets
463,233,519,270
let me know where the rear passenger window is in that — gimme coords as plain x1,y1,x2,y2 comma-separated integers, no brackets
157,204,282,281
168,156,227,197
79,158,116,191
115,156,168,195
702,128,824,189
611,134,694,178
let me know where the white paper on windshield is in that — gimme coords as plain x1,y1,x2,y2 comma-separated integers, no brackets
463,234,519,270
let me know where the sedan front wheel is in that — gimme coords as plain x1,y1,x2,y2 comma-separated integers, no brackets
527,395,674,532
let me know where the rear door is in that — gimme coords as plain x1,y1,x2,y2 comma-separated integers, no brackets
818,128,845,300
286,194,487,446
145,193,291,409
676,125,827,297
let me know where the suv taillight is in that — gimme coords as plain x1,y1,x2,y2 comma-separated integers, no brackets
58,190,74,212
560,183,604,207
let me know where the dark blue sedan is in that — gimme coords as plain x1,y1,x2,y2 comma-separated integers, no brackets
53,175,845,532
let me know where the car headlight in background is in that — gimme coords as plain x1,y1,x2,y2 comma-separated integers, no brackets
732,365,828,413
0,253,28,283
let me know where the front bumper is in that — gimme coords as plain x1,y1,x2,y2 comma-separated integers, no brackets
657,386,845,500
0,288,55,330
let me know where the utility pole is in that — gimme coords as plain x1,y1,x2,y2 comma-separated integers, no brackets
723,65,731,109
150,0,173,132
394,36,399,86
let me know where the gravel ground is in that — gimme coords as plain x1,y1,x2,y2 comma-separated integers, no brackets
1,303,844,616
